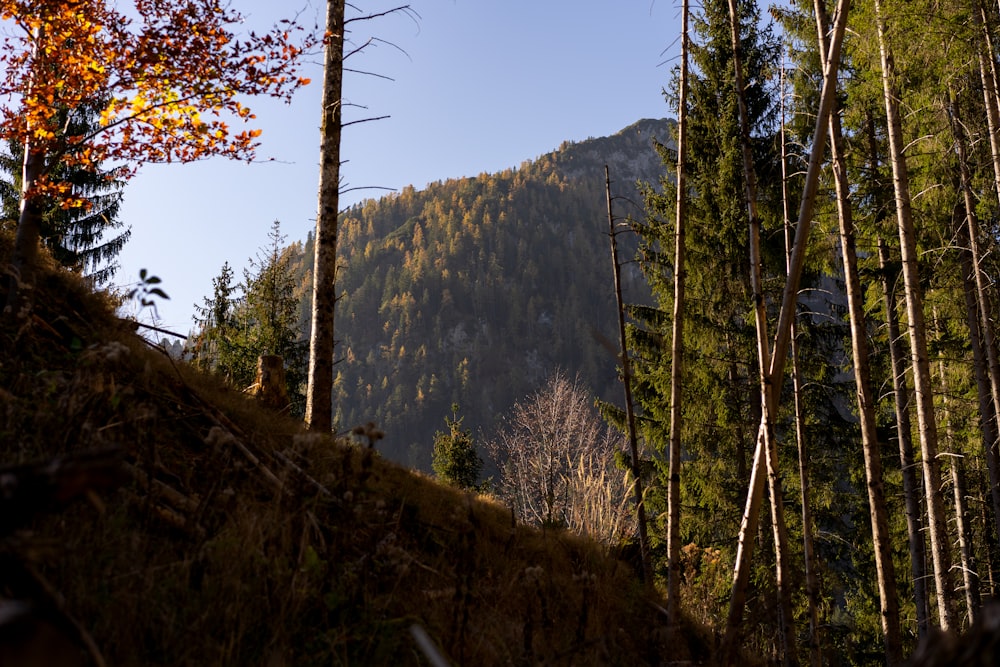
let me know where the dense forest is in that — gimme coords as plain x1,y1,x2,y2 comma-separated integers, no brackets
283,118,671,466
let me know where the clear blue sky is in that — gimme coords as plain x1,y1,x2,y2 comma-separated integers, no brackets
115,0,683,334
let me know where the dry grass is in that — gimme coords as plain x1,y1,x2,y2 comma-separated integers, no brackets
1,233,734,665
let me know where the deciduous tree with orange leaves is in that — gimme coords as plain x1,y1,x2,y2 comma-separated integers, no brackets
0,0,314,312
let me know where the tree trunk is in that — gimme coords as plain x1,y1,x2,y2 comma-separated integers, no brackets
721,2,850,661
780,57,821,667
725,1,796,660
975,0,1000,206
305,0,346,432
604,166,652,584
665,0,690,628
873,0,955,630
934,302,981,624
878,239,931,639
948,88,1000,563
6,141,46,316
814,1,902,660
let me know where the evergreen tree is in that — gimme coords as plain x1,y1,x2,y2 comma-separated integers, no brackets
0,101,129,283
191,221,307,414
431,404,482,490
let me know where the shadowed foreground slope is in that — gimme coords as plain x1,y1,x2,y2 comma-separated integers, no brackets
0,233,724,665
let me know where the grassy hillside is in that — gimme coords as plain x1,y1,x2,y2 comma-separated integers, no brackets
0,231,737,665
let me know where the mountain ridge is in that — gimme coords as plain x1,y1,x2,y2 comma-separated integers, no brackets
291,118,676,467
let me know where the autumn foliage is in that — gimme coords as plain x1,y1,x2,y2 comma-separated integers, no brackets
0,0,315,208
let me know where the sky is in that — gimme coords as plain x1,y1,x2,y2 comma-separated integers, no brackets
114,0,685,335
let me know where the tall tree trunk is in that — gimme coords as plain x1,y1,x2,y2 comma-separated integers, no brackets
605,166,652,585
721,2,850,662
814,2,902,660
780,58,821,667
878,239,931,639
975,0,1000,206
725,1,796,660
305,0,346,432
937,349,981,627
666,0,690,628
957,232,1000,579
948,87,1000,561
873,0,955,630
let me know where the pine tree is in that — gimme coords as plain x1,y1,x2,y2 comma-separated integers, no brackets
431,404,482,490
191,221,307,414
0,101,129,283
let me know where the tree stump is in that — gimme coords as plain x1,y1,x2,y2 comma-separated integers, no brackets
251,355,289,411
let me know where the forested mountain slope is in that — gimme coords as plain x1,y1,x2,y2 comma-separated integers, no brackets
292,119,674,466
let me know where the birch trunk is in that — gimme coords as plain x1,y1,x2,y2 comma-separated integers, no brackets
305,0,346,432
666,0,690,627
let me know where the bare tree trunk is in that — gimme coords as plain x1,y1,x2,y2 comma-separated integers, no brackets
779,58,821,667
958,234,1000,578
663,0,691,627
975,0,1000,205
933,302,981,624
812,1,902,660
305,0,346,432
721,2,850,662
937,354,981,627
605,166,652,584
725,1,796,660
878,239,931,639
873,0,955,630
948,87,1000,563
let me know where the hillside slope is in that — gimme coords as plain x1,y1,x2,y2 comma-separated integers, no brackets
292,118,674,466
0,232,734,665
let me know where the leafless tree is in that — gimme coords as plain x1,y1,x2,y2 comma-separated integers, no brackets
484,371,633,544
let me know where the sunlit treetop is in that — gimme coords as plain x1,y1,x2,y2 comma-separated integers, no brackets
0,0,316,208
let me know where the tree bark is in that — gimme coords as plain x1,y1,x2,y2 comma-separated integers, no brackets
605,166,652,584
305,0,346,432
665,0,690,628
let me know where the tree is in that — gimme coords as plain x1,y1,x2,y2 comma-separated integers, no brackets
431,404,482,490
305,2,413,432
305,0,346,431
0,0,314,312
873,0,955,630
1,100,129,284
666,0,691,626
191,221,307,414
486,371,632,544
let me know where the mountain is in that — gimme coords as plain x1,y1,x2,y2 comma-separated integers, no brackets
293,119,676,467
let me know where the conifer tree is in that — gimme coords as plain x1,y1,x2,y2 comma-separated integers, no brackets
0,101,129,283
191,221,307,414
431,404,482,491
